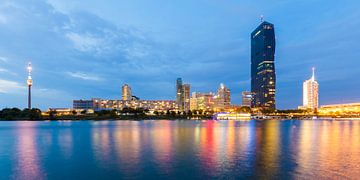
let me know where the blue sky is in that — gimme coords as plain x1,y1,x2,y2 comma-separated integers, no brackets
0,0,359,110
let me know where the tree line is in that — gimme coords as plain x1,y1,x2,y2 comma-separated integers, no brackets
0,108,42,120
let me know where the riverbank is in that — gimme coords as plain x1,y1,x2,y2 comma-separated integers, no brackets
0,114,214,121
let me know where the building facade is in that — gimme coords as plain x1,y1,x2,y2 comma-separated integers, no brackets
242,91,253,107
122,84,132,101
182,84,191,112
251,20,276,110
175,78,190,112
214,83,231,110
176,78,183,111
319,103,360,115
74,98,177,112
301,68,319,111
73,99,95,110
190,92,215,111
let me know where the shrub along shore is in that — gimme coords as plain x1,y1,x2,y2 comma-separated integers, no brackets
0,108,213,121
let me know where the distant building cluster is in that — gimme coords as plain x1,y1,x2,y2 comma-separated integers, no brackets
74,80,234,113
189,83,231,112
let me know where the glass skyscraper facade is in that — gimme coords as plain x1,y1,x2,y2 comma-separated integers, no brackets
176,78,183,110
251,21,276,110
176,78,191,112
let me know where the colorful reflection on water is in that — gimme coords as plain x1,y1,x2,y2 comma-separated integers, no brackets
0,120,359,179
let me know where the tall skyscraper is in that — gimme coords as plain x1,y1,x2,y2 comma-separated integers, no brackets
176,78,183,110
302,68,319,111
27,62,33,109
175,78,190,112
122,84,132,101
182,84,191,112
251,19,276,110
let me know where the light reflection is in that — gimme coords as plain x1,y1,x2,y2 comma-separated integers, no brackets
14,122,44,179
92,122,111,166
58,122,73,159
151,121,173,174
114,121,141,176
297,120,360,179
6,120,360,179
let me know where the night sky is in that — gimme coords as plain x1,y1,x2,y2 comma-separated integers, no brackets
0,0,359,110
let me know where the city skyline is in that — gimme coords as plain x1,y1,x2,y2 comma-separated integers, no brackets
0,0,360,109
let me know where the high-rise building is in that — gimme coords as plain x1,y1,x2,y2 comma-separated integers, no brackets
214,83,231,110
176,78,183,110
302,68,319,111
175,78,191,112
242,91,253,107
122,84,132,101
182,84,191,112
251,19,276,110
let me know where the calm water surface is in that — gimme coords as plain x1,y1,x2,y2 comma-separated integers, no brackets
0,119,359,179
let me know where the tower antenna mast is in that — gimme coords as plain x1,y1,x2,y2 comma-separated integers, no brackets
27,62,33,109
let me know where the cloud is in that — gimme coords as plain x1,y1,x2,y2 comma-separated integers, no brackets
0,14,6,24
0,56,7,62
0,79,25,94
66,71,102,81
65,32,104,53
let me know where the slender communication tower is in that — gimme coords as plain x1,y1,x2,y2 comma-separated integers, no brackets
311,67,315,81
27,62,33,109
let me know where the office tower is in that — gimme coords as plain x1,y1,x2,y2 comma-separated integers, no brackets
214,83,231,110
122,84,132,101
251,19,276,110
175,78,191,112
27,62,33,109
176,78,183,111
242,91,253,107
182,84,191,112
302,68,319,111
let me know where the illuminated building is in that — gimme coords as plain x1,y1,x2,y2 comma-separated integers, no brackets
190,92,215,111
182,84,191,112
300,68,319,111
214,83,231,110
242,91,253,107
251,18,276,110
73,100,95,110
175,78,190,112
73,98,178,112
122,84,132,101
45,108,94,116
176,78,183,111
190,95,198,111
27,62,33,109
319,103,360,115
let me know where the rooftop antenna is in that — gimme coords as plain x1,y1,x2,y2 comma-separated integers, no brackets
311,67,315,81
